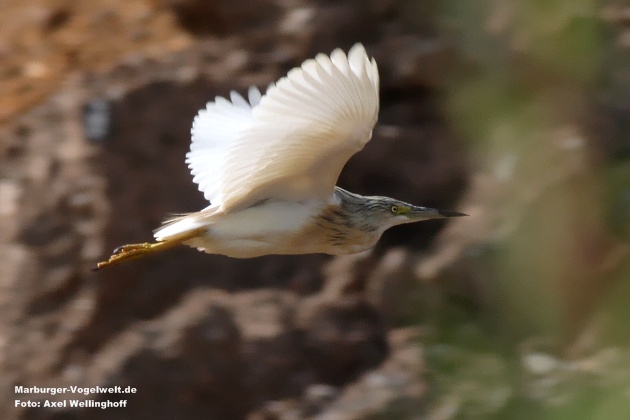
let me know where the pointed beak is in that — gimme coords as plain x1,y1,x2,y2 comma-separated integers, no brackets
406,206,468,221
437,209,468,218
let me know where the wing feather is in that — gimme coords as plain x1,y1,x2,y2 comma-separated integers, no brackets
186,43,379,212
186,89,260,204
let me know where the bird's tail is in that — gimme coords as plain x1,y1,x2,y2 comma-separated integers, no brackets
153,207,220,241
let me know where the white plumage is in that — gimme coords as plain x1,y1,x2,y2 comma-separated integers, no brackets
154,43,379,244
187,43,378,211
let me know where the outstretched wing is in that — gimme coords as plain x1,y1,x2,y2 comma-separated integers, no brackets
186,86,261,207
186,43,380,212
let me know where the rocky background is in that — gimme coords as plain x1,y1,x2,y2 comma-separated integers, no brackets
2,0,630,419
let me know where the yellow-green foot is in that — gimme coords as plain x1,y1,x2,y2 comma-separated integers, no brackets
94,242,155,270
93,228,205,271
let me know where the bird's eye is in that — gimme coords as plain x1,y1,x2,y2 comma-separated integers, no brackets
391,205,398,214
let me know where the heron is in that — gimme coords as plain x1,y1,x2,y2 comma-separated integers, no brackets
95,44,466,270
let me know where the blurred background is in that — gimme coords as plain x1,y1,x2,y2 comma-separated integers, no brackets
1,0,629,418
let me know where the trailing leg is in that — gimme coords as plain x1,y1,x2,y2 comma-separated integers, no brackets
94,228,205,270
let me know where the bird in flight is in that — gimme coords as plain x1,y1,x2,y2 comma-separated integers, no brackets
96,44,465,270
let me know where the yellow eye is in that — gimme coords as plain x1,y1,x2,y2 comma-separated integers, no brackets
391,205,398,214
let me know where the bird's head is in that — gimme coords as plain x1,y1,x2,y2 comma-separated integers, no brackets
359,195,467,232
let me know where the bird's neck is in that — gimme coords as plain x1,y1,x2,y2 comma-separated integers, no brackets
332,187,384,233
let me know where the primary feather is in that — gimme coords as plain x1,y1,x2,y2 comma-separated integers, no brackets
187,87,261,206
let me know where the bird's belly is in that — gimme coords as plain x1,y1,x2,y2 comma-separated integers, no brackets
188,230,330,258
183,198,381,258
185,200,332,258
197,231,376,258
215,200,320,235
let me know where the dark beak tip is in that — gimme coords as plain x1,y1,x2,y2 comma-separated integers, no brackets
439,210,468,218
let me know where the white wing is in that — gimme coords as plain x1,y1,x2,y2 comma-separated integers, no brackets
186,43,379,212
187,87,261,206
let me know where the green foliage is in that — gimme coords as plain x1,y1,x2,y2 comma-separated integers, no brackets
405,0,630,418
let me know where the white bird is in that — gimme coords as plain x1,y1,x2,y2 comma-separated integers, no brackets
96,43,465,269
